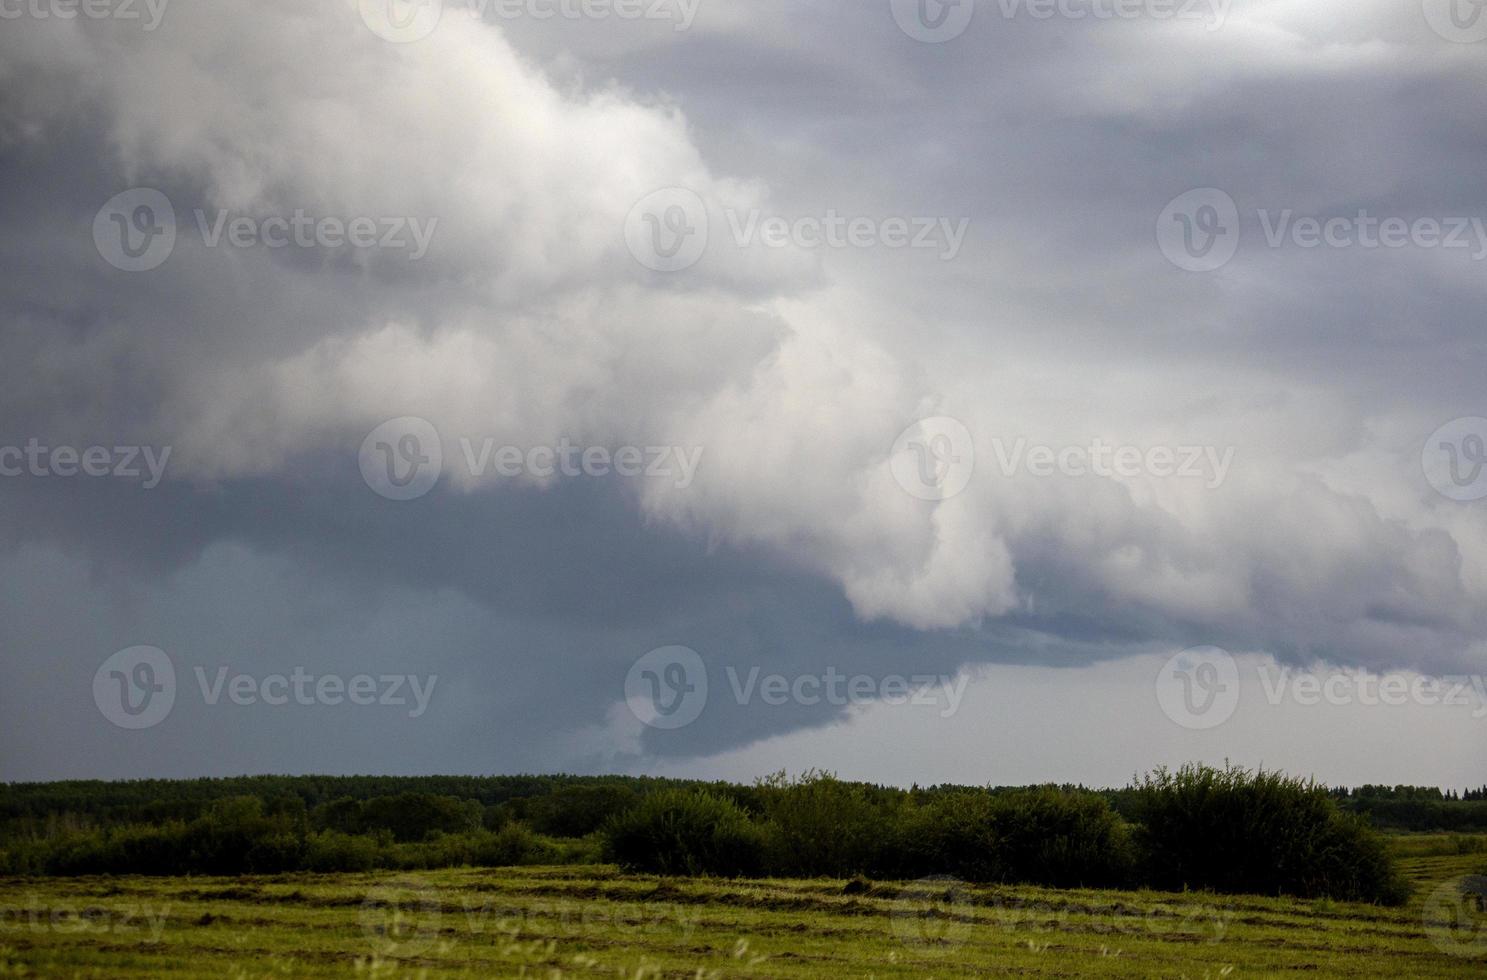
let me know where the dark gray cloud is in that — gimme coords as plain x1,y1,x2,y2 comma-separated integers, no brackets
1,0,1485,784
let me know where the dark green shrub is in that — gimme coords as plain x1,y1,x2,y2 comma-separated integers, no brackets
469,822,566,866
305,831,380,872
891,787,1134,887
757,771,888,877
312,797,366,834
524,785,639,837
1130,764,1410,905
602,790,767,876
358,794,482,842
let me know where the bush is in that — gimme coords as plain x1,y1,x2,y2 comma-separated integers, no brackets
1130,764,1410,905
891,788,1134,887
305,831,381,872
602,790,767,877
757,771,888,877
310,794,482,842
524,785,639,838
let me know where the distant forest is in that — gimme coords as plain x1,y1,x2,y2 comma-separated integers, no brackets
4,773,1485,836
2,769,1482,906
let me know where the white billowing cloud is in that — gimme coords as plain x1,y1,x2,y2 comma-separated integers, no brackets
1,0,1485,682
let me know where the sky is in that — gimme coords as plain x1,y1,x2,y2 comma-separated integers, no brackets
1,0,1485,789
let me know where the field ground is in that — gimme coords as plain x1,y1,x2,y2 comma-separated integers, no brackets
1,846,1483,978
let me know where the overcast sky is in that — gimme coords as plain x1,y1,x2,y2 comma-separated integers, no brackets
2,0,1485,789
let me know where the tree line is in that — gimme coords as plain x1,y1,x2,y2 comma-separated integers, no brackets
1,765,1460,904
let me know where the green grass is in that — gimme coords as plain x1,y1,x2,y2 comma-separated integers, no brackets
1,849,1483,977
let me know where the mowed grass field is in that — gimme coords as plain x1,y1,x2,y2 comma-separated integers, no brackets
1,845,1483,978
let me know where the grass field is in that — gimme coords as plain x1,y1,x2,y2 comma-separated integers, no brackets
1,846,1483,978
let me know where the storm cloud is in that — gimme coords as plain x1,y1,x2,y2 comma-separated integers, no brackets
1,0,1484,784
